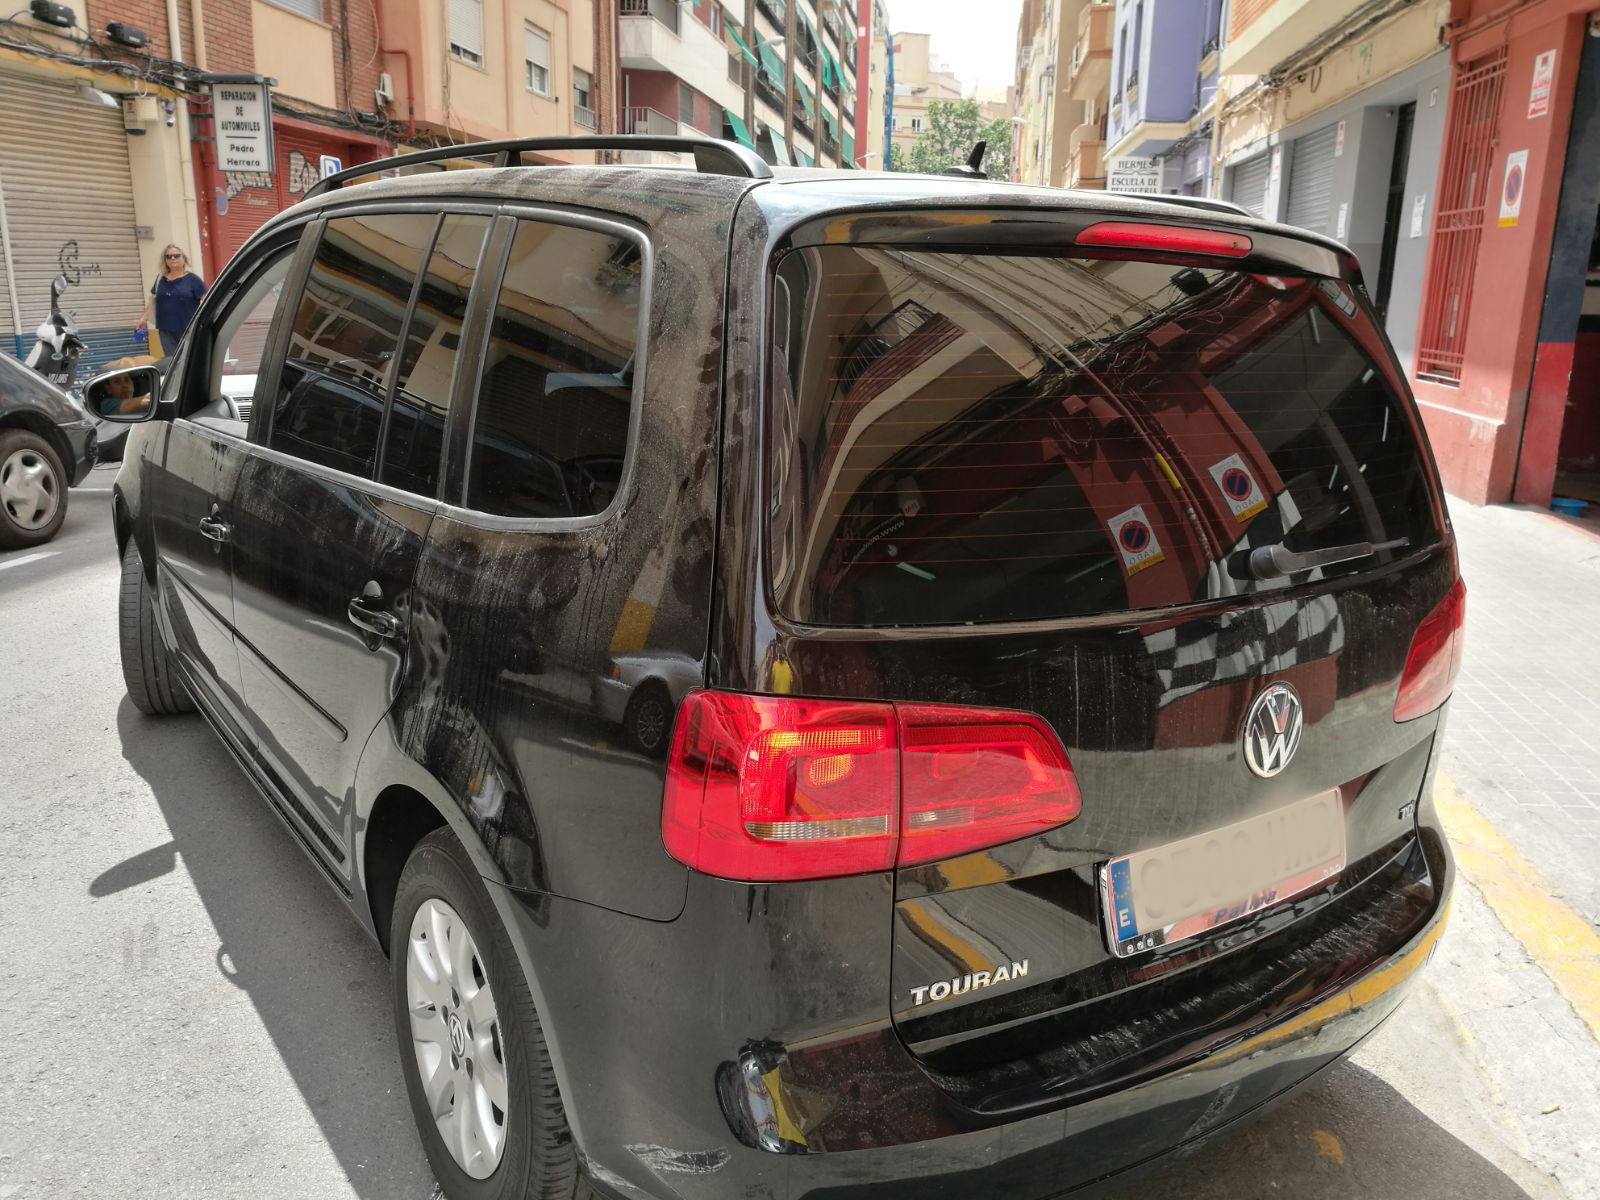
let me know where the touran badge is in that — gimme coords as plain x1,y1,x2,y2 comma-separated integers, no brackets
1243,683,1303,778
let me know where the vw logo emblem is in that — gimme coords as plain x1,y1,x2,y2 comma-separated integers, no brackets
1243,683,1303,778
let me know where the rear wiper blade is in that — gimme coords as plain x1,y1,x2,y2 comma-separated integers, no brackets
1249,537,1409,581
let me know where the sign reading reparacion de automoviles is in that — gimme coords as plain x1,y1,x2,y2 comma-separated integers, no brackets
211,79,274,174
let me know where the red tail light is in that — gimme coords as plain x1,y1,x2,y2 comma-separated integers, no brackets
661,691,1081,881
1394,578,1466,722
1075,221,1253,258
898,704,1080,866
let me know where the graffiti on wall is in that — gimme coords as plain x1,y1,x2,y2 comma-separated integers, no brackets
57,241,104,286
223,149,330,201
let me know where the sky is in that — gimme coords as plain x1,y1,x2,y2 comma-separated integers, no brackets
889,0,1025,93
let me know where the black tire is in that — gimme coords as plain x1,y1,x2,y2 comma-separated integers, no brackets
0,428,68,549
391,829,591,1200
118,540,195,715
622,681,673,758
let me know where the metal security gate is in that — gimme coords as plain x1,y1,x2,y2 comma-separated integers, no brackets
1416,47,1508,383
1229,152,1270,218
0,71,147,371
1286,123,1339,235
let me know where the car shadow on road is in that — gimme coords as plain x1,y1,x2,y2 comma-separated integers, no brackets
112,696,437,1199
1094,1056,1545,1200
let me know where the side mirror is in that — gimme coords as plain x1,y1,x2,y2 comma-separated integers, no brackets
85,365,163,423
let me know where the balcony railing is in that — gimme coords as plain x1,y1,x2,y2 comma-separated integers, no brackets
574,105,597,130
621,0,678,35
625,106,678,135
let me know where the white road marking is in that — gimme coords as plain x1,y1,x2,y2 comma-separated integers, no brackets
0,550,61,572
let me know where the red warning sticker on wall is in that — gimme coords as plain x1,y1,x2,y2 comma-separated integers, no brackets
1208,453,1268,521
1107,505,1166,576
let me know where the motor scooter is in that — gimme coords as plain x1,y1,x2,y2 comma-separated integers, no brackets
23,274,85,390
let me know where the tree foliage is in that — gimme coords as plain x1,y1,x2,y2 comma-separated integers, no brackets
891,98,1014,182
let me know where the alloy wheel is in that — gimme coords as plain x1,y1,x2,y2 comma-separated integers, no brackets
0,448,60,530
634,695,668,751
405,897,509,1178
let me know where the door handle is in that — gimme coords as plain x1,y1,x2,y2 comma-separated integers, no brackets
347,593,403,641
198,514,231,543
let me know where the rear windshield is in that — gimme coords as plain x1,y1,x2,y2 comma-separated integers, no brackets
766,246,1442,627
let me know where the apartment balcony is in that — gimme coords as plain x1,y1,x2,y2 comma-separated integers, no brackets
1068,1,1111,102
1066,120,1105,187
1222,0,1371,77
625,106,679,135
619,0,746,111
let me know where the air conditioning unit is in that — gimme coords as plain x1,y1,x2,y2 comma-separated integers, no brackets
375,72,395,105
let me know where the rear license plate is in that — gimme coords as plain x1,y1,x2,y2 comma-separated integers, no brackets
1100,790,1345,958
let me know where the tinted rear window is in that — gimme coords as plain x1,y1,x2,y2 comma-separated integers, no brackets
767,247,1441,627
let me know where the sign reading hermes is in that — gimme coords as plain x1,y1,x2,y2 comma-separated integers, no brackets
210,79,274,174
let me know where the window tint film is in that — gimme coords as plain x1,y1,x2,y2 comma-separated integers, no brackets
379,214,488,496
270,214,435,478
467,219,641,520
193,248,292,425
769,247,1441,627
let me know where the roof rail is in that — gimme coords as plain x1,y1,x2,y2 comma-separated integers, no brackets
305,135,773,199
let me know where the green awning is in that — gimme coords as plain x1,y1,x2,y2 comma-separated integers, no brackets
843,129,855,166
797,148,813,167
795,78,815,120
756,36,786,89
764,127,792,167
722,108,755,149
820,44,839,90
822,106,839,138
725,26,758,67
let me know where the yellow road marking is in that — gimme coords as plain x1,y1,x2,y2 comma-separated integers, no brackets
1435,772,1600,1042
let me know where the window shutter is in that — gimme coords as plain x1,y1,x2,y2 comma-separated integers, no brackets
272,0,322,19
525,25,551,92
449,0,483,58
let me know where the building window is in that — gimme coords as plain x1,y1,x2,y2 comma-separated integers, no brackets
679,81,695,127
573,68,596,127
270,0,323,20
910,116,922,132
448,0,483,65
525,25,552,94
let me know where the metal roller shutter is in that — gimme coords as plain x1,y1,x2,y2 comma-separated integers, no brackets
0,71,147,371
1228,152,1270,218
1286,123,1339,235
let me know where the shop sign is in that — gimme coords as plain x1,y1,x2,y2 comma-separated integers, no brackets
1498,149,1528,228
1107,157,1161,194
210,79,274,173
1528,51,1556,119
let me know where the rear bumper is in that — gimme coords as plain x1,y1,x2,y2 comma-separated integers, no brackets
487,818,1451,1200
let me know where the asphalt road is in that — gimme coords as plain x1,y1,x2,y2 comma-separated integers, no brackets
0,467,1595,1199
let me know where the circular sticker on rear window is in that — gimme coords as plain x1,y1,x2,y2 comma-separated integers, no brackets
1107,504,1165,575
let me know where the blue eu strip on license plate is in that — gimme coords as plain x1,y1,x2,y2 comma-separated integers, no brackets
1099,790,1346,958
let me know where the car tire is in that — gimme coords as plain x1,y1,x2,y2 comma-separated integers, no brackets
622,681,673,758
119,540,196,716
391,828,594,1200
0,428,68,549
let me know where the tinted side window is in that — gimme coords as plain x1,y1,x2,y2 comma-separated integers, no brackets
467,219,641,520
270,214,435,478
379,214,489,496
185,248,293,427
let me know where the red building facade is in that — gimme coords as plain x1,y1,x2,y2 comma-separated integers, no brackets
1412,0,1600,506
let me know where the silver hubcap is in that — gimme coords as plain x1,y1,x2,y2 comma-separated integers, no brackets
406,898,508,1178
635,698,667,749
0,448,59,530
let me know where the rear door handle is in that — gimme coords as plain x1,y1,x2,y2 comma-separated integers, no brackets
198,514,231,543
347,593,403,641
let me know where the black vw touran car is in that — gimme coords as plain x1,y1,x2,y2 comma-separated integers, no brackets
91,136,1462,1200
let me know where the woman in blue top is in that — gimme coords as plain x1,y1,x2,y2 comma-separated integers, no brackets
135,245,207,354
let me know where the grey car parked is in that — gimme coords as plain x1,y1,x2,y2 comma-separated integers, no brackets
0,351,97,548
